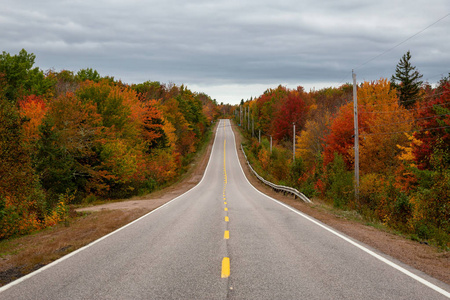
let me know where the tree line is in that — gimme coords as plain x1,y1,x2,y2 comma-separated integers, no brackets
237,52,449,248
0,49,220,239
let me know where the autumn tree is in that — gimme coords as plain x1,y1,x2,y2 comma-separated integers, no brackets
358,79,414,174
391,51,423,108
35,92,104,200
295,117,330,169
310,84,352,115
162,98,195,157
272,88,308,141
133,81,167,101
54,70,79,96
0,49,54,103
413,81,450,170
0,100,35,200
0,50,218,239
18,95,48,145
254,85,289,135
141,100,166,151
322,102,360,168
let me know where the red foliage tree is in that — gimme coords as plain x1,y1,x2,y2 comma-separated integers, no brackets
322,102,372,169
272,90,308,141
413,82,450,169
322,103,355,168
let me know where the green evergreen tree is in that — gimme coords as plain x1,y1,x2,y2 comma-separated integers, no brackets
391,50,423,108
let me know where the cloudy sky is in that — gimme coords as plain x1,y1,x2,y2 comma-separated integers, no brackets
1,0,449,104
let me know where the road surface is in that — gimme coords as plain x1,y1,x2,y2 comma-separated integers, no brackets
1,119,449,299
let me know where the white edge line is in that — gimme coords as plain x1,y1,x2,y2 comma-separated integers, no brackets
0,120,223,294
227,119,450,298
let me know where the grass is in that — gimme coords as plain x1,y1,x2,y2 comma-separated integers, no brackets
0,122,218,286
309,197,450,251
0,208,150,286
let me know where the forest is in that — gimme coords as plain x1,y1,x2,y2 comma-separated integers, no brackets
236,53,449,248
0,49,221,239
1,49,448,249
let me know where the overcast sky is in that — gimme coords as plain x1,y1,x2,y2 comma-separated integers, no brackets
1,0,449,104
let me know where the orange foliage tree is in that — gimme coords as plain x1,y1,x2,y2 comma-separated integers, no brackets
18,94,48,145
358,79,414,174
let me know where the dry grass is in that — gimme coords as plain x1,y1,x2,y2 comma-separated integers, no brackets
0,123,218,287
0,208,150,286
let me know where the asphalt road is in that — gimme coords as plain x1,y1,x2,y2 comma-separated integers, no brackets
1,119,449,299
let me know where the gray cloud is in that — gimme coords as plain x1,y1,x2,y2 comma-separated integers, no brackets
1,0,449,104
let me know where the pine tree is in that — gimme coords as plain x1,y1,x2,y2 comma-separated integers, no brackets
391,50,423,108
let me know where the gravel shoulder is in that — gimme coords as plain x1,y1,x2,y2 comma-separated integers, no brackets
1,121,448,287
77,120,450,285
230,123,449,286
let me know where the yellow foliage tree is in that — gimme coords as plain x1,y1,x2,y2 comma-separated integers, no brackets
295,113,331,169
358,79,414,174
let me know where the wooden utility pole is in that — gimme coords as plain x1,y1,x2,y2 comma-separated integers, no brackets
270,135,272,153
293,122,296,161
353,70,360,200
252,117,254,137
240,105,242,126
248,107,250,131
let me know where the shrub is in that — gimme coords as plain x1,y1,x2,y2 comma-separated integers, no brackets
325,153,354,208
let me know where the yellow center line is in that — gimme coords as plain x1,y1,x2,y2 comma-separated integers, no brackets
224,139,227,185
221,257,230,278
221,124,231,280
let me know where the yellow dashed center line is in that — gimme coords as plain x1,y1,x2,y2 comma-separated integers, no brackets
221,133,231,279
221,257,230,278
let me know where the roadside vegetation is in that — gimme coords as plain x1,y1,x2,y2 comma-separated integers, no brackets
236,52,449,249
0,49,224,240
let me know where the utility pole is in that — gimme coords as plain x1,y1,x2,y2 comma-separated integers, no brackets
252,117,254,137
353,70,360,201
270,135,272,153
240,105,242,126
244,106,246,128
293,122,296,161
248,107,250,132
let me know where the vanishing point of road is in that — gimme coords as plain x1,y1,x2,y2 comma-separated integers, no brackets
1,119,449,299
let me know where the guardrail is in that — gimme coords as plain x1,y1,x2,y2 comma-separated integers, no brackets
241,144,312,204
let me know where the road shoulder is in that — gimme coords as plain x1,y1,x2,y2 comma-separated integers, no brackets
230,121,450,286
0,122,219,286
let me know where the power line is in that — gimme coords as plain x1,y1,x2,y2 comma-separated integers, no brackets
354,13,450,71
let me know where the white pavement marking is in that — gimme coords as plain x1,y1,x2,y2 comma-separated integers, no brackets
227,119,450,299
0,120,224,294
